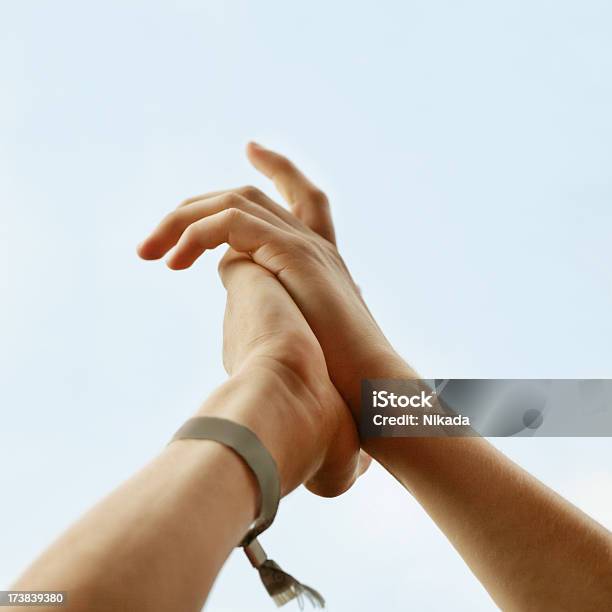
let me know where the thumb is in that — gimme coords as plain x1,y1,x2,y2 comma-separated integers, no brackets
246,142,336,245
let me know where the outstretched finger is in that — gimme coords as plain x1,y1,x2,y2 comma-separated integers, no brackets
165,207,297,273
137,193,288,261
246,142,337,245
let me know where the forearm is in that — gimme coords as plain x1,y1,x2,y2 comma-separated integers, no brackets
10,372,299,612
12,440,253,611
368,435,612,609
363,358,612,610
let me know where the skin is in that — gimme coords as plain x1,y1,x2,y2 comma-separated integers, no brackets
214,248,369,497
9,143,612,610
9,372,337,612
9,242,366,610
137,142,404,416
138,142,612,610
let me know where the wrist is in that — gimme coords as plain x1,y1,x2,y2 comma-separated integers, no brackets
162,435,259,539
195,361,322,496
336,348,416,415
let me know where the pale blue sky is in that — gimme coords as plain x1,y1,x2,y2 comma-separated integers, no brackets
1,1,611,610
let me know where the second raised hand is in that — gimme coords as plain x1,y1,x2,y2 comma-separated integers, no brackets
137,142,412,413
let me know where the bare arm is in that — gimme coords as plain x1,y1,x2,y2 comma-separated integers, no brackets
352,354,612,610
11,247,366,610
10,376,273,612
366,399,612,610
138,143,612,610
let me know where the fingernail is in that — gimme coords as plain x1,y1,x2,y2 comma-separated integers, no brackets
249,141,264,150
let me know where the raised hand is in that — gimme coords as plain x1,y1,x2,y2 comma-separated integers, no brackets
138,142,412,416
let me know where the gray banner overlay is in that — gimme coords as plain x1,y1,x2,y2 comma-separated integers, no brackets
360,379,612,438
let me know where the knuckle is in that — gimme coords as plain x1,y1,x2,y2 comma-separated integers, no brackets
224,206,243,224
292,235,327,265
177,197,195,209
290,235,323,264
285,233,309,253
308,187,329,207
237,185,262,201
182,222,200,243
220,192,244,209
